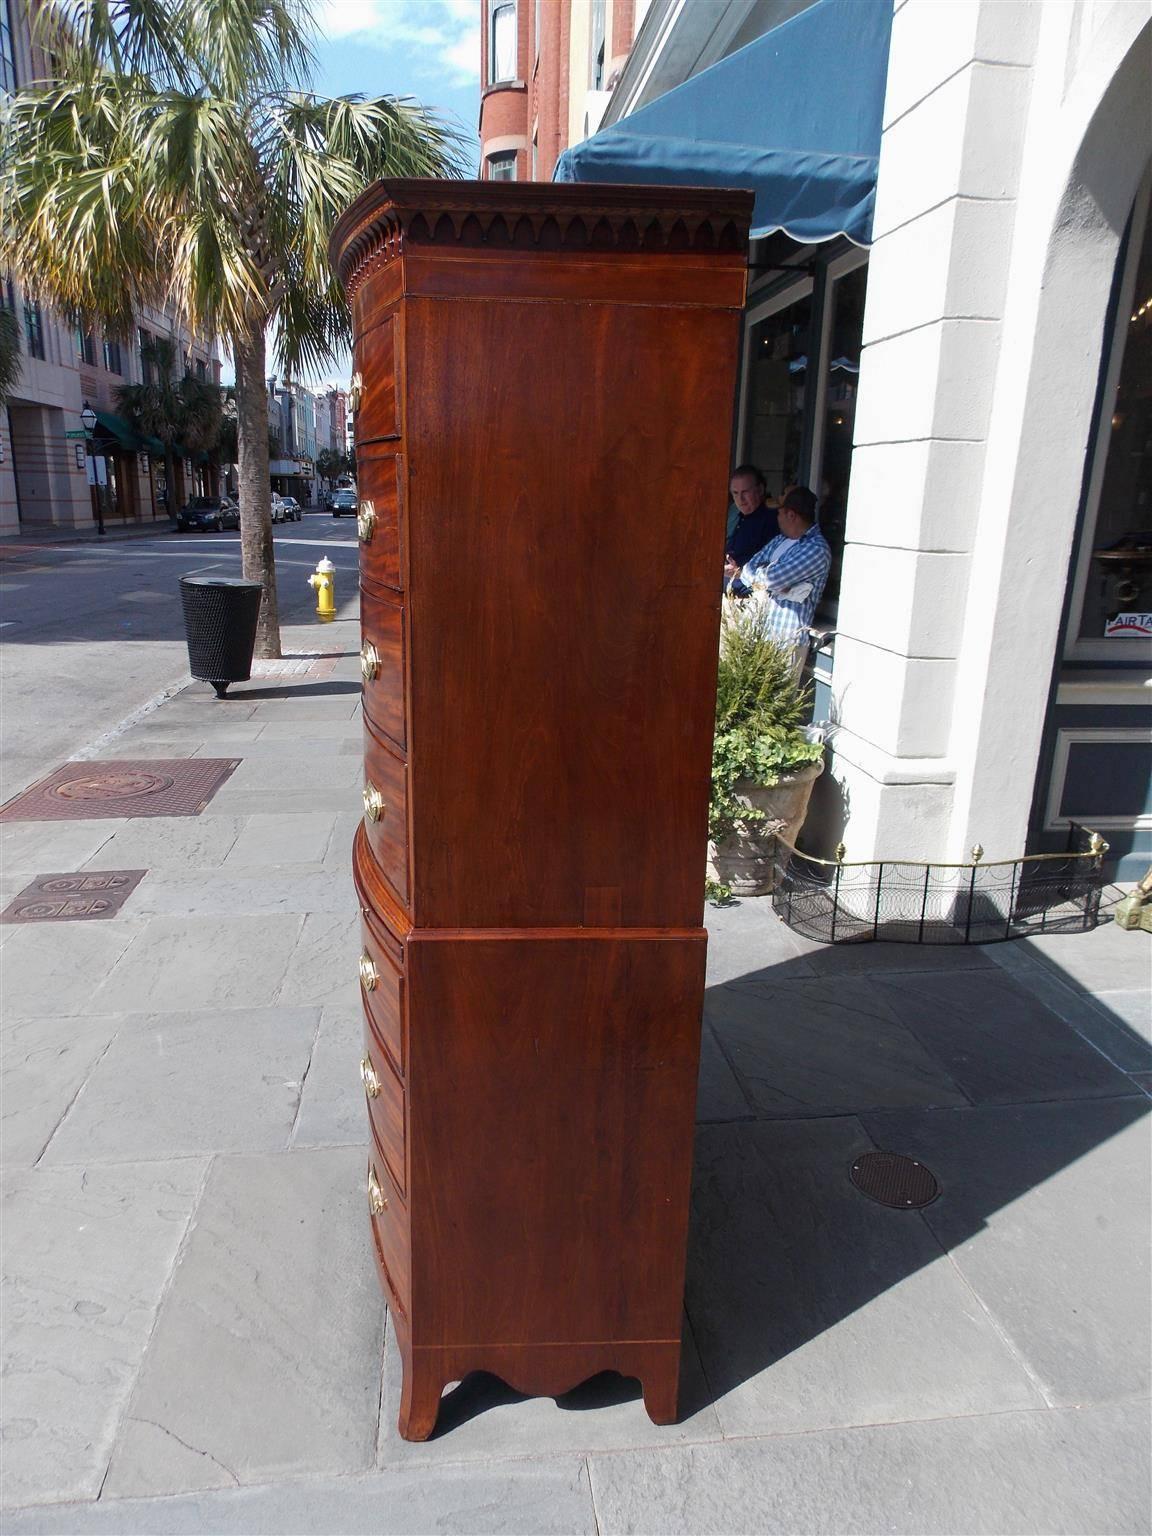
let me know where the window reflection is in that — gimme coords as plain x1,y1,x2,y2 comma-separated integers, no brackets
820,263,866,604
1081,199,1152,639
742,292,811,500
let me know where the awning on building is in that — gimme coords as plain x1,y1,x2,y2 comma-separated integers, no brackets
91,409,144,452
554,0,892,246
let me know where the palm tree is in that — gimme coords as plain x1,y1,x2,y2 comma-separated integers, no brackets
0,307,21,406
1,0,463,655
117,336,224,515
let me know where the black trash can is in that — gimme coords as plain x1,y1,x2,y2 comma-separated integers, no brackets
179,576,263,698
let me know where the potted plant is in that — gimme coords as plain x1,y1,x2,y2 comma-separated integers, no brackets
707,601,825,899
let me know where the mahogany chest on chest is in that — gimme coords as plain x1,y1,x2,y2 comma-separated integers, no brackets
330,180,751,1440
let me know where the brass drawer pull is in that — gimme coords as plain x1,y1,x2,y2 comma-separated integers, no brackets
359,952,379,992
363,783,385,822
349,371,362,413
368,1163,388,1214
361,641,380,682
361,1055,381,1099
357,501,376,543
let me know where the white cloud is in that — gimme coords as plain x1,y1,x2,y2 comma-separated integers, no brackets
317,0,479,87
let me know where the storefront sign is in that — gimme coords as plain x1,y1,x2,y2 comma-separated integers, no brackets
85,455,108,486
74,444,86,468
1104,613,1152,637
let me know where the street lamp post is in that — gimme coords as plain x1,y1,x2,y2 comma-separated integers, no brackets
79,402,104,536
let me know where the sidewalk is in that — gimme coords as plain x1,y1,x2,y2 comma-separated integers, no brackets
1,625,1149,1536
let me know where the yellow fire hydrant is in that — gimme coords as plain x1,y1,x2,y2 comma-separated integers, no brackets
308,556,336,623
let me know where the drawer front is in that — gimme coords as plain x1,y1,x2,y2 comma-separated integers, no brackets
362,718,409,906
359,589,405,750
354,313,400,443
357,452,403,593
363,1027,406,1196
359,917,404,1074
367,1159,409,1321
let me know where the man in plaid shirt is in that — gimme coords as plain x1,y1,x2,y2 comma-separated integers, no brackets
724,485,831,667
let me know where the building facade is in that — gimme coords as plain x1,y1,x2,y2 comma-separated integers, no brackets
478,0,651,181
485,0,1152,877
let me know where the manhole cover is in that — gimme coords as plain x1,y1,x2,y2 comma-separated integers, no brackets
0,759,240,821
1,869,147,923
850,1151,939,1209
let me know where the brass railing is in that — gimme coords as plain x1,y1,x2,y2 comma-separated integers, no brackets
770,824,1109,946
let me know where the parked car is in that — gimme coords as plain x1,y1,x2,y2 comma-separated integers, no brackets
330,489,358,517
270,492,286,524
176,496,239,533
280,496,302,521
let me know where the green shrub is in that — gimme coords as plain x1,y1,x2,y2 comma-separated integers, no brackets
709,601,823,844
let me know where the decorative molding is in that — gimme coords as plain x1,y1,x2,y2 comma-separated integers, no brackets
331,179,754,298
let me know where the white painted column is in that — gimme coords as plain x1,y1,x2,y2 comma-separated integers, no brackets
829,0,1040,860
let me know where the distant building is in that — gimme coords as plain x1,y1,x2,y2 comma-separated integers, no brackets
0,0,221,534
478,0,647,182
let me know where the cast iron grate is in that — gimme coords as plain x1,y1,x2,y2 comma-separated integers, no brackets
0,759,240,822
850,1151,939,1209
1,869,147,923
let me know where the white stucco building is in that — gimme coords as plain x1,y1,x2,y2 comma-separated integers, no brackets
560,0,1152,878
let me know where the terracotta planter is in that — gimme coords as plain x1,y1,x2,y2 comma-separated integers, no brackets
708,760,824,896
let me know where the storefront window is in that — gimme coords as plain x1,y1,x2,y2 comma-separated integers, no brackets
818,262,866,602
1078,194,1152,639
741,290,812,500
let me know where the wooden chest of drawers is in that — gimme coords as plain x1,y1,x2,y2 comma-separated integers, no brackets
331,180,751,1440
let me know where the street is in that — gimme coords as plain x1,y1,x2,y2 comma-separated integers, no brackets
0,514,360,802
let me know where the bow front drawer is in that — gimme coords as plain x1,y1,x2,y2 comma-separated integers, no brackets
360,588,406,750
362,714,409,906
357,451,404,592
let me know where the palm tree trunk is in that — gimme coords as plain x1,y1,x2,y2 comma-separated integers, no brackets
233,319,281,659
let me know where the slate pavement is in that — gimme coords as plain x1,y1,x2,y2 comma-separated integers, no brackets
1,614,1149,1535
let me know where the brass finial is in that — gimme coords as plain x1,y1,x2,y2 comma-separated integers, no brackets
971,843,984,864
1088,831,1109,857
834,842,846,864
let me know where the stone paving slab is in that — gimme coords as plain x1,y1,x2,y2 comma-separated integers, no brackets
200,789,361,817
685,1118,1044,1437
1,1014,123,1166
376,1315,723,1467
221,812,338,868
1018,920,1152,993
1,1160,207,1506
39,1007,320,1165
0,820,116,876
278,911,363,1010
123,870,354,918
705,977,969,1116
2,920,145,1016
2,1459,597,1535
703,895,816,986
224,755,362,794
78,816,244,872
861,1097,1152,1406
585,1399,1152,1536
868,967,1136,1104
100,1148,384,1500
989,941,1152,1072
695,1019,752,1123
290,1007,368,1149
91,915,305,1013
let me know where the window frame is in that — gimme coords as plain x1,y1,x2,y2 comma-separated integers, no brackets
486,150,518,183
23,298,44,360
1062,165,1152,662
488,0,517,85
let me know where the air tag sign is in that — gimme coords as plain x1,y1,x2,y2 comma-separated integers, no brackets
1104,613,1152,637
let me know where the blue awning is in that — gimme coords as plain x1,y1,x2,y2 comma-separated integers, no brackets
554,0,892,246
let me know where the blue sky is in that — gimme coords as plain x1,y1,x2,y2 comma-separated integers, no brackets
312,0,481,163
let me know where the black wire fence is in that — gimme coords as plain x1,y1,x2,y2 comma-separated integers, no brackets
771,824,1108,946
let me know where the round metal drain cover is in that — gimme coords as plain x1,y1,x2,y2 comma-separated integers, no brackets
850,1151,939,1209
51,769,175,802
